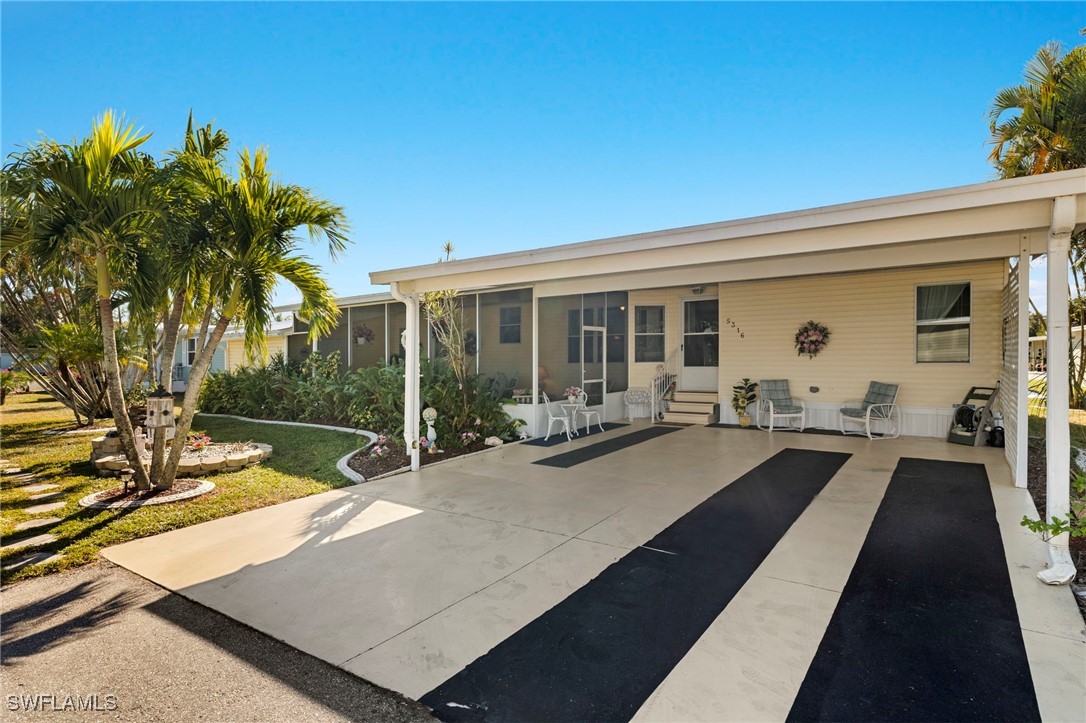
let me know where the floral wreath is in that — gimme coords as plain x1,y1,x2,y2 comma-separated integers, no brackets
795,320,830,359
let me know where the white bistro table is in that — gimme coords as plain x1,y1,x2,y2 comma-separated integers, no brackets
559,401,586,436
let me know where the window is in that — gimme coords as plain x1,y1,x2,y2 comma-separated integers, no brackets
186,338,197,366
916,283,971,363
499,307,521,344
634,306,665,362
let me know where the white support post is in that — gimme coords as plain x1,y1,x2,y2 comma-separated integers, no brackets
347,306,353,370
391,283,421,472
1039,195,1077,585
531,290,539,437
384,303,390,364
1015,244,1029,488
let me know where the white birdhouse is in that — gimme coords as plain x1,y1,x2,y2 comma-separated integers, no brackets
145,384,175,429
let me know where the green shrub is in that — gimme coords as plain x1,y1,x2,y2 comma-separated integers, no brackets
198,352,521,448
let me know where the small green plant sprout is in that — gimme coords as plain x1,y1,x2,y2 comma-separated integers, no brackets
1020,473,1086,540
731,378,758,415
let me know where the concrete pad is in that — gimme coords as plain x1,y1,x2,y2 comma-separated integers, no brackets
344,537,624,698
28,491,63,501
104,486,568,667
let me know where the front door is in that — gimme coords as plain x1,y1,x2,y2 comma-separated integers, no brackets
681,298,719,391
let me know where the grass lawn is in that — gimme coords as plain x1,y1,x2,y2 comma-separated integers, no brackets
0,392,367,583
1027,406,1086,451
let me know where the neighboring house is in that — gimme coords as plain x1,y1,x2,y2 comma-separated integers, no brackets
222,316,294,371
358,168,1084,491
170,332,227,393
1028,324,1084,371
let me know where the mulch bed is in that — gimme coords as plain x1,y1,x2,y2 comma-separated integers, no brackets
83,478,208,505
348,441,491,479
1025,436,1086,620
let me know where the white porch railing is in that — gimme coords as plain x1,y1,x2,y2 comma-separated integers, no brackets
650,348,680,423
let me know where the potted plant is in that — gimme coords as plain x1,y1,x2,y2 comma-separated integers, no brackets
731,378,758,428
353,324,375,345
564,386,583,404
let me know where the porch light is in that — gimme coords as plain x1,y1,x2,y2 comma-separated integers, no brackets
145,384,175,430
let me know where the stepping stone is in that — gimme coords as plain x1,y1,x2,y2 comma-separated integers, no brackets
24,501,65,515
14,517,61,532
1,533,56,552
1,474,37,486
21,483,59,493
28,491,63,502
2,551,62,572
0,459,10,465
0,468,24,475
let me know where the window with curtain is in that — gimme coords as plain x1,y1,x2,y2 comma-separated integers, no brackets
186,338,197,366
916,282,971,362
634,306,665,362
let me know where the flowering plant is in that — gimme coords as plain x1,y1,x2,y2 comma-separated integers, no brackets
187,433,211,451
461,431,478,444
794,320,831,359
353,324,375,342
564,386,583,399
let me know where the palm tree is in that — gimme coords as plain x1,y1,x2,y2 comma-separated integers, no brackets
7,112,161,488
159,146,348,487
988,41,1086,175
989,39,1086,406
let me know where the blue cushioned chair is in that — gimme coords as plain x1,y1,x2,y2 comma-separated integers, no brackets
756,379,805,432
840,381,900,440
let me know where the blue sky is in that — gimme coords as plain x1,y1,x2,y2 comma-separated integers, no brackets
2,2,1082,308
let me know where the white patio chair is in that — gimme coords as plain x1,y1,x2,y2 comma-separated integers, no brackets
756,379,805,432
575,389,604,434
840,381,900,440
541,391,572,442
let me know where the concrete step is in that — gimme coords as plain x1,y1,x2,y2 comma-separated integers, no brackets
668,401,717,414
24,501,66,515
673,391,718,403
661,411,715,425
21,483,59,493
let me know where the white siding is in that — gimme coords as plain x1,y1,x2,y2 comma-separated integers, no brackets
713,260,1004,433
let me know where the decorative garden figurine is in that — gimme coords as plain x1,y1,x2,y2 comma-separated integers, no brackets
422,406,439,452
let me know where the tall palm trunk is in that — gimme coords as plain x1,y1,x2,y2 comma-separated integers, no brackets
96,250,151,490
149,293,186,485
160,288,239,489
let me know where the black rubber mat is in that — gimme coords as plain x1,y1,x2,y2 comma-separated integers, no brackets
422,448,851,721
531,426,680,467
787,457,1039,723
522,422,629,447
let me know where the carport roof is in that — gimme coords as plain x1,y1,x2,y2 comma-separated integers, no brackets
369,168,1086,290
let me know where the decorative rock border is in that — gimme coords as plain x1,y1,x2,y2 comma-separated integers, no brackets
79,480,216,509
198,413,377,485
91,442,272,477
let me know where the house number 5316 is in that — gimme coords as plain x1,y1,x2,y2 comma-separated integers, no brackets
725,318,744,339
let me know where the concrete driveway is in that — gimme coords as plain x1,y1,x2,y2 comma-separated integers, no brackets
103,424,1085,721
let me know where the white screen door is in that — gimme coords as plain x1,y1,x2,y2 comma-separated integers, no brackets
582,325,606,413
681,299,719,391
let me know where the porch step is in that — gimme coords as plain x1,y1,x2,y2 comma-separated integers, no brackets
668,401,718,414
673,391,718,404
661,411,715,425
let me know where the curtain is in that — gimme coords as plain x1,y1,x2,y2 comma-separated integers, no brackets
917,283,968,322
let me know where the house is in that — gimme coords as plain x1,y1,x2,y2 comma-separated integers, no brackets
366,168,1086,586
222,316,294,371
170,332,227,393
1028,324,1084,372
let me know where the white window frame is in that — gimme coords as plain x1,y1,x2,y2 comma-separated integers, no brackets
499,306,521,344
186,338,197,366
915,281,972,364
633,305,666,363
